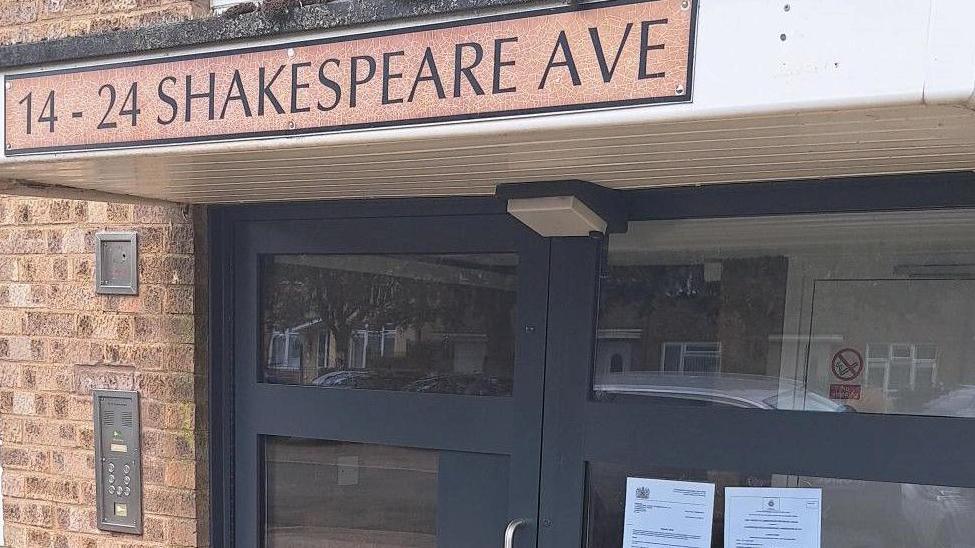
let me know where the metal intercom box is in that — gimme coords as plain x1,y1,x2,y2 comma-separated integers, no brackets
93,390,144,534
94,231,138,295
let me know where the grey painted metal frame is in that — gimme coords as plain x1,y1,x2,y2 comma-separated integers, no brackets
210,173,975,548
94,231,138,295
229,210,551,547
536,176,975,547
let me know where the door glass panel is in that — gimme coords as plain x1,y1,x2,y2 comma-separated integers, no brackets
261,254,518,396
265,437,510,547
586,462,975,548
594,209,975,417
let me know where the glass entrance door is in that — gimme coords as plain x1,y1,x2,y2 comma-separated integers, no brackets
222,194,975,548
535,208,975,548
231,213,549,547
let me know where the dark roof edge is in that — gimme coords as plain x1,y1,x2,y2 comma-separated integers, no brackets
0,0,539,70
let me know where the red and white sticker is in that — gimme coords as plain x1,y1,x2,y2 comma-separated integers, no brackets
829,384,861,400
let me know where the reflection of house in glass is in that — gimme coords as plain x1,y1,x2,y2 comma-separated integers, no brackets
595,213,975,416
595,332,721,376
595,258,787,380
261,254,518,396
594,329,641,375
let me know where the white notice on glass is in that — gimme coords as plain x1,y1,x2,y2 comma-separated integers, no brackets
622,477,716,548
724,488,822,548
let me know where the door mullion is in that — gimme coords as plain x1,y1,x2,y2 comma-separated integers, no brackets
537,237,602,548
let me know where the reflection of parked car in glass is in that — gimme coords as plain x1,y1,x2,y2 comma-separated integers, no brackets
901,483,975,548
311,370,513,396
895,386,975,548
311,369,423,391
593,371,852,412
403,374,512,396
920,386,975,418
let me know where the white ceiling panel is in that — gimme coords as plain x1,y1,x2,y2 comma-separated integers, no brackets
2,105,975,203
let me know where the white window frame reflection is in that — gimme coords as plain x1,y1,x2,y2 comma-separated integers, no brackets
660,342,722,373
865,343,938,396
349,325,399,369
268,319,323,371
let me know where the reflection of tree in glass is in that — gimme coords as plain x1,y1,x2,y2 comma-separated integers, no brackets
601,264,719,320
262,256,516,379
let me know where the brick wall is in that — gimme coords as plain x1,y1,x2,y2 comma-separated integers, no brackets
0,198,208,547
0,0,216,542
0,0,211,46
1,1,214,545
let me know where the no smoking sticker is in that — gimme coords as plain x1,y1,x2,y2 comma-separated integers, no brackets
830,348,864,381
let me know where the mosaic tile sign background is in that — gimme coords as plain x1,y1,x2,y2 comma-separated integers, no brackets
4,0,696,155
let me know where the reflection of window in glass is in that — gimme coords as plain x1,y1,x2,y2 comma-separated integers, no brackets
609,354,624,373
595,209,975,418
268,324,316,371
595,329,642,376
866,343,938,395
350,326,398,369
269,334,288,368
661,342,721,373
261,254,518,396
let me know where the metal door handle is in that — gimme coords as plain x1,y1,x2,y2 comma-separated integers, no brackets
504,518,531,548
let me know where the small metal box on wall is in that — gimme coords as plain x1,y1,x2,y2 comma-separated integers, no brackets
93,390,144,534
94,231,138,295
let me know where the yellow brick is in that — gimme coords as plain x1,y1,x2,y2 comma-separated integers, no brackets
0,192,206,545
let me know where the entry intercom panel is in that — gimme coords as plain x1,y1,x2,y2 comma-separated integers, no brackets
93,390,144,534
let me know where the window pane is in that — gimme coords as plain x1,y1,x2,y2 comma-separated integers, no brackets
686,343,720,353
866,365,886,388
889,360,912,390
916,344,938,360
892,344,912,359
916,366,935,391
266,439,437,547
661,343,681,372
867,344,889,359
595,209,975,417
261,254,518,396
265,438,511,548
586,462,975,548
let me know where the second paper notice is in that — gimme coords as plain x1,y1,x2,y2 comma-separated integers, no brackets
724,487,822,548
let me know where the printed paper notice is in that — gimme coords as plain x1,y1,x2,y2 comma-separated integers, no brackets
724,488,822,548
622,477,716,548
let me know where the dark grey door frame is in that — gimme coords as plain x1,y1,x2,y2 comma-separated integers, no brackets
535,175,975,547
210,172,975,548
216,203,551,547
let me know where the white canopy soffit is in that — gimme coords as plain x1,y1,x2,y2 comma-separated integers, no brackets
1,0,975,203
